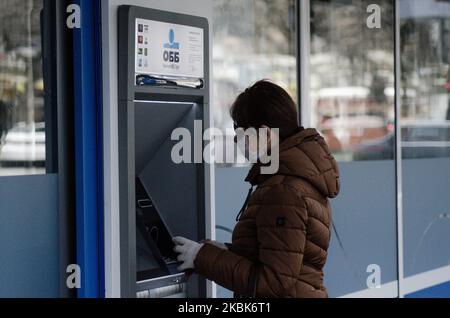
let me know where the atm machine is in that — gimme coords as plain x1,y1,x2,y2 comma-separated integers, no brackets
118,6,211,298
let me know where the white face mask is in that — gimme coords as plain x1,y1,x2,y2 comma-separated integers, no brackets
237,139,259,163
235,127,280,174
236,130,269,164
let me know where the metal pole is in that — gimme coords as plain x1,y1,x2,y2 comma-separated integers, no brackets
299,0,311,128
394,0,405,299
26,0,35,165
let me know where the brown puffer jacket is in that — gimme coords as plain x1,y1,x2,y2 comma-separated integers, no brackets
194,128,340,298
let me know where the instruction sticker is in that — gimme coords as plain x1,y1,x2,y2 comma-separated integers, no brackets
135,18,204,79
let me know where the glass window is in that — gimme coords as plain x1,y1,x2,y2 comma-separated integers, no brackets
212,0,297,165
400,0,450,283
310,0,399,298
400,0,450,159
211,0,297,298
0,0,46,176
310,0,395,161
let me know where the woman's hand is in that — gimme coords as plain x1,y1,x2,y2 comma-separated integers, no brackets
173,237,204,271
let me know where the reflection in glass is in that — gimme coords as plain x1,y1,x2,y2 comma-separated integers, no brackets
310,1,399,297
0,0,45,176
400,0,450,159
400,0,450,281
212,0,297,165
310,0,395,161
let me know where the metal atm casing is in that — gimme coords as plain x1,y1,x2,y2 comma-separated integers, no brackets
118,5,210,298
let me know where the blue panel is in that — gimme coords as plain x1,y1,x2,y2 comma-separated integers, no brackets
215,167,249,298
73,0,103,297
0,174,59,297
94,0,105,298
323,161,398,297
402,158,450,278
215,167,249,242
406,281,450,298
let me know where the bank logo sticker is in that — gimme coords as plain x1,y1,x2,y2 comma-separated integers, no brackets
163,29,180,50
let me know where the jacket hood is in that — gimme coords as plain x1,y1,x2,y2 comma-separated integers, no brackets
245,128,340,198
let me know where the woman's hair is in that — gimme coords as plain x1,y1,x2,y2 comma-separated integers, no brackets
230,80,300,140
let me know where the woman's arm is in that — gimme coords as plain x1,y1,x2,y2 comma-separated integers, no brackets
195,184,308,297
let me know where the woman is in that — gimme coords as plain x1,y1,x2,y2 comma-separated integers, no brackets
173,80,340,298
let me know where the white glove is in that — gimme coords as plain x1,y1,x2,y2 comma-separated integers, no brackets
173,236,204,271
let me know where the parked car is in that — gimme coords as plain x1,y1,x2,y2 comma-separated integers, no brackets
353,120,450,160
320,115,390,152
0,122,45,167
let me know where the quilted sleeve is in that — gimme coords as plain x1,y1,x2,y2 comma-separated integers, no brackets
194,184,308,297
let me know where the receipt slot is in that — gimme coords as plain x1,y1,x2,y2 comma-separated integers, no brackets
118,6,210,298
